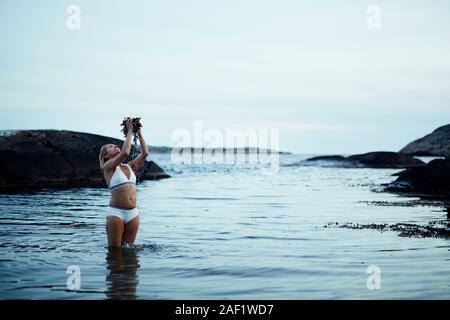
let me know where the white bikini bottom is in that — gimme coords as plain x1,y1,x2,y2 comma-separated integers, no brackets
107,205,139,224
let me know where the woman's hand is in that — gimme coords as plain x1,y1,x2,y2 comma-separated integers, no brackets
125,119,133,134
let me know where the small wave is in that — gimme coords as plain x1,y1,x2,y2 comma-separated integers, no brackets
170,266,302,278
240,235,310,241
119,242,164,253
172,196,239,201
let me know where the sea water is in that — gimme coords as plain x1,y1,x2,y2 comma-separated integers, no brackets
0,154,448,299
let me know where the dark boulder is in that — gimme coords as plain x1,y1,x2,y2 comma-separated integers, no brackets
304,152,425,169
138,161,170,181
302,155,359,168
305,155,347,162
0,130,170,192
400,124,450,157
385,124,450,198
347,152,425,168
385,158,450,199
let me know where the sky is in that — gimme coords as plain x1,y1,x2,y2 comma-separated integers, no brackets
0,0,449,154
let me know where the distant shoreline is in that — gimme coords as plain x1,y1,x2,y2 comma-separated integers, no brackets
0,129,291,155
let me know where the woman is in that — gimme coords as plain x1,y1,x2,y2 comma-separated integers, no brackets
98,119,149,247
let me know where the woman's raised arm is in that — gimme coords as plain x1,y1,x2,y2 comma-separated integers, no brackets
128,129,149,172
104,119,133,172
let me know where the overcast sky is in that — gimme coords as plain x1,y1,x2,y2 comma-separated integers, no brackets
0,0,449,153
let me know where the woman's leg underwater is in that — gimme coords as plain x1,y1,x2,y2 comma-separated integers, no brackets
106,216,124,248
122,215,140,245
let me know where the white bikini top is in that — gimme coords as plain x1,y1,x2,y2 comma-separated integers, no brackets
109,163,136,190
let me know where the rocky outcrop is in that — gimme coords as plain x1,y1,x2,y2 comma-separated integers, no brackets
303,152,425,169
138,161,169,181
400,124,450,157
385,124,450,198
0,130,170,192
305,155,347,162
347,152,425,168
385,158,450,199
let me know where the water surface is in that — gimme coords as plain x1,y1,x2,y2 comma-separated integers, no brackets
0,154,449,299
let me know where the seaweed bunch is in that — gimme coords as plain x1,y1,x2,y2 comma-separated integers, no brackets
120,117,142,159
120,117,142,137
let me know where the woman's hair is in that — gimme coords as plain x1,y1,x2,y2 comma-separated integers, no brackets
99,144,108,169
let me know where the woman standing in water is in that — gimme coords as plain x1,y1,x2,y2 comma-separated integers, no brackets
98,119,149,247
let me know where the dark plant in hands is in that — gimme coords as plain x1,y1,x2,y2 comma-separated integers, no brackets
120,117,143,159
120,117,142,137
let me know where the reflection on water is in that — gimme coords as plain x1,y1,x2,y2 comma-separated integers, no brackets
105,247,140,300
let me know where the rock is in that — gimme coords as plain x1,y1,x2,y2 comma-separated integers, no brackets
304,152,425,169
400,124,450,157
138,161,170,181
0,130,170,192
301,155,359,168
385,158,450,199
386,124,450,198
305,155,347,162
347,152,425,168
